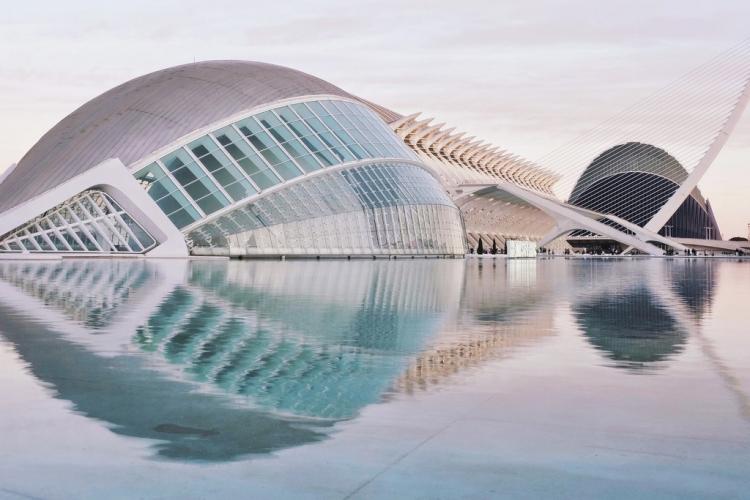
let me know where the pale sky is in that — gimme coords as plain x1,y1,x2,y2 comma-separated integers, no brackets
1,0,748,237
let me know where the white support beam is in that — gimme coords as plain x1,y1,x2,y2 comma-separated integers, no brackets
389,112,421,131
645,76,750,233
460,182,670,255
0,158,188,258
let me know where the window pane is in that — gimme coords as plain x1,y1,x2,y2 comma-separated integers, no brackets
183,179,211,200
273,161,303,180
251,170,281,190
296,154,322,172
276,107,300,124
172,166,199,186
291,103,315,119
195,194,226,215
224,180,255,201
157,194,183,214
168,208,198,229
188,136,221,158
135,163,166,183
145,179,172,200
259,145,292,167
161,150,193,173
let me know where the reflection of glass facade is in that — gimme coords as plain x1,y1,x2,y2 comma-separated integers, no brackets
0,258,459,459
187,163,465,255
0,190,156,254
0,260,154,327
134,99,417,231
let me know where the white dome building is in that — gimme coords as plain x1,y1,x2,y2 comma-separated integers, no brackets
0,61,466,257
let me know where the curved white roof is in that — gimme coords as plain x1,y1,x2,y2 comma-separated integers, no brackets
0,61,373,213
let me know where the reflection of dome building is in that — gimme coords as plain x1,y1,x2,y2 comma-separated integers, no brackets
575,290,688,369
0,259,460,460
571,259,718,371
568,143,721,250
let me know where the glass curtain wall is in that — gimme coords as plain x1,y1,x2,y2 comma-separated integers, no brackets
187,163,466,256
134,99,417,230
0,190,156,254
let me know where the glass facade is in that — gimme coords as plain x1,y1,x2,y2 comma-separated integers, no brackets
186,163,466,256
0,190,156,254
134,99,417,230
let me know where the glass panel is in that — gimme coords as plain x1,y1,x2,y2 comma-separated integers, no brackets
251,170,282,190
195,193,227,215
307,101,329,117
182,179,211,200
34,234,53,251
224,180,255,201
135,163,167,184
48,232,69,251
120,213,156,249
61,228,84,251
60,207,78,224
190,142,257,202
276,107,301,124
257,147,295,175
188,136,221,158
161,150,194,173
273,161,303,180
291,103,315,119
280,138,313,161
171,161,204,186
145,179,172,201
168,208,199,229
20,238,36,251
74,228,99,251
295,154,323,172
196,152,224,173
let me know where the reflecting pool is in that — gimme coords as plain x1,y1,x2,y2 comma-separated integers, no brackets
0,258,748,498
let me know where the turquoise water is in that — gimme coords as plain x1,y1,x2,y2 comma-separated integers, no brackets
0,258,748,499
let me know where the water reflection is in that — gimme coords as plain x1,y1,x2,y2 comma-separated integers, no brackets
0,259,462,461
396,259,561,392
571,259,715,371
575,290,689,368
0,257,731,462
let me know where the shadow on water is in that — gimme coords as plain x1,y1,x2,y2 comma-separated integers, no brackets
0,259,462,462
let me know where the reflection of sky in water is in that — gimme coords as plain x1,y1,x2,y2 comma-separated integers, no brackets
0,258,745,470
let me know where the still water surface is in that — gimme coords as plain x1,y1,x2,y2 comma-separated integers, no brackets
0,258,748,499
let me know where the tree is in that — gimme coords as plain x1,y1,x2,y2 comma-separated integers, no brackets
491,239,498,254
477,238,484,255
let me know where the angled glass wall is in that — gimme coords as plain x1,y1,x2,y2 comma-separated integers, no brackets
0,190,156,254
134,99,418,230
186,163,466,256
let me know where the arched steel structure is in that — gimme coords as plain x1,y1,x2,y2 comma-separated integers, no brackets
569,143,722,242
